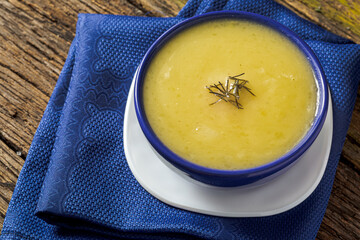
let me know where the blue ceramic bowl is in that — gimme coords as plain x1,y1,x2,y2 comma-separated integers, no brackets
134,11,328,187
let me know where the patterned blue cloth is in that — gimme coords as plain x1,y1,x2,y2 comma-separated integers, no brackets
1,0,360,239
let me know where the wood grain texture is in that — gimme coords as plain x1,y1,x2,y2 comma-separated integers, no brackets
0,140,22,229
274,0,360,43
0,0,359,239
316,160,360,240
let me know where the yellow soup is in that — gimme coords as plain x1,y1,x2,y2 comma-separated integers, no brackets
143,19,317,170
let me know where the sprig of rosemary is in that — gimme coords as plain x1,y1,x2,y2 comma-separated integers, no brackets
206,73,255,109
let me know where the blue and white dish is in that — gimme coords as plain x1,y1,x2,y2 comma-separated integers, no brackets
133,11,328,187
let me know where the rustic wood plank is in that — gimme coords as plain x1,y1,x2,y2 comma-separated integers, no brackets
0,140,23,233
0,0,147,158
317,160,360,240
274,0,360,43
128,0,187,17
0,0,360,239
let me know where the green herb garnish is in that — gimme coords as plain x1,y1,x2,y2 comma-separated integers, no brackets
206,73,255,109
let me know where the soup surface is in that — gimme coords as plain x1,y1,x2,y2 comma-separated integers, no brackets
143,19,317,170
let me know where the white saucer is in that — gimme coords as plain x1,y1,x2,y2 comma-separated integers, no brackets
123,81,333,217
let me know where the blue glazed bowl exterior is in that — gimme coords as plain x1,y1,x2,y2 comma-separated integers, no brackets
134,11,328,187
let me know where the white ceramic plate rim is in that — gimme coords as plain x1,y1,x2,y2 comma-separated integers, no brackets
123,80,333,217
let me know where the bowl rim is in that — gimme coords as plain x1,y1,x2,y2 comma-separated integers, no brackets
134,10,328,178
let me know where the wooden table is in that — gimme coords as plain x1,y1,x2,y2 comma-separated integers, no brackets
0,0,359,239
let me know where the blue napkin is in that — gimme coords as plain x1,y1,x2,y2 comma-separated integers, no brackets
1,0,360,239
